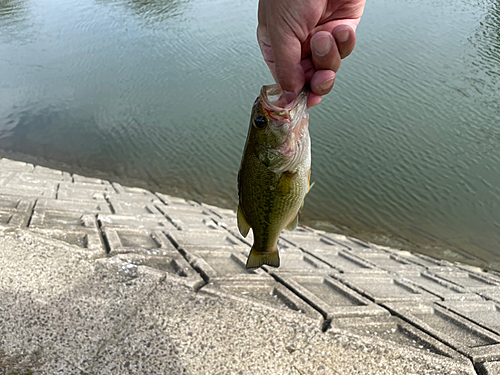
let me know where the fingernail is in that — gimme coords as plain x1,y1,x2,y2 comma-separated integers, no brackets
311,35,332,57
317,78,335,93
284,90,297,103
335,29,350,43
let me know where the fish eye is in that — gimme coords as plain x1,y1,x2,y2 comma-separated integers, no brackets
254,116,267,129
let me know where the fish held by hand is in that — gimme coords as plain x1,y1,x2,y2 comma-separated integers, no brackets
237,84,312,269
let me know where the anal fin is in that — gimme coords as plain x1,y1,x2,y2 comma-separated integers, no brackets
285,212,298,231
237,205,251,237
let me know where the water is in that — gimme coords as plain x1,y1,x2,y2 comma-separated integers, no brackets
0,0,499,270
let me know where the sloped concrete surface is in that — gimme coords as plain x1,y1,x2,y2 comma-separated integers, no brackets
0,231,474,375
0,156,498,374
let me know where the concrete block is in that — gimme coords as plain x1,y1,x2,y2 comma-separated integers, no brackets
178,244,248,254
72,174,107,184
4,173,60,189
259,251,332,273
385,302,500,363
29,228,106,258
57,186,107,201
280,231,350,251
103,228,176,255
154,192,191,205
458,263,494,274
276,237,306,253
180,221,227,233
356,251,426,273
335,272,440,304
155,201,210,217
98,213,178,231
0,175,11,187
283,225,320,236
168,231,244,249
0,211,31,228
396,252,450,268
225,227,254,247
433,268,500,293
481,291,500,304
180,249,271,282
329,315,470,364
112,182,157,198
475,361,500,375
200,279,324,325
173,213,221,226
200,203,237,219
274,226,319,241
210,214,237,232
0,195,34,212
397,270,480,301
107,195,162,216
0,170,15,179
0,158,34,172
159,212,225,232
344,243,392,256
0,185,57,199
439,300,500,336
33,165,68,178
222,235,302,253
274,274,389,320
465,268,500,284
36,198,112,213
58,181,113,191
320,232,375,251
304,248,385,274
29,209,98,230
112,252,204,290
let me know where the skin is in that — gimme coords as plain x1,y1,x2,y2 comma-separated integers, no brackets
257,0,366,107
238,86,311,266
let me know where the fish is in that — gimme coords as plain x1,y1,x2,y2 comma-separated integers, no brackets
237,84,312,269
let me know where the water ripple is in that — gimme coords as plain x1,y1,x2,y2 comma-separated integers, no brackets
1,0,500,269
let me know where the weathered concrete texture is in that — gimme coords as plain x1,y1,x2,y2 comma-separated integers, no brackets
1,156,499,374
0,230,474,375
476,361,500,375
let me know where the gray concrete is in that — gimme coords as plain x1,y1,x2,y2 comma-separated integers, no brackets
0,157,499,374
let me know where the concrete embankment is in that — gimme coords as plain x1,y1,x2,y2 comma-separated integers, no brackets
1,157,499,374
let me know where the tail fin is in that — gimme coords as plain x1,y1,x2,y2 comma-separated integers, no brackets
245,247,280,269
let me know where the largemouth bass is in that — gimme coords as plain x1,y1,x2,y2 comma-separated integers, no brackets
237,84,311,269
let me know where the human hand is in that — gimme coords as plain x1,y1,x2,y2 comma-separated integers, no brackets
257,0,366,107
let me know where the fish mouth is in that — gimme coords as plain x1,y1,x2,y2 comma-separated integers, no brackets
259,85,310,173
260,84,308,124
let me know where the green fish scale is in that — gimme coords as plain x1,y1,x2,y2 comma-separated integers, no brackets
239,149,309,252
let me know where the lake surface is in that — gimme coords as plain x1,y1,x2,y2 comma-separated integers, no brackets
1,0,499,270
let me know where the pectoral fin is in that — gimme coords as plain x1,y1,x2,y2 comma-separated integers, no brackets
237,205,251,237
276,171,297,196
285,212,299,231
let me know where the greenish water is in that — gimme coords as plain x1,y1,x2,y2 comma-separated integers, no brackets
0,0,499,270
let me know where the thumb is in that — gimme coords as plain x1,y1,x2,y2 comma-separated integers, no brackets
266,25,305,102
